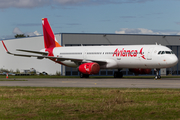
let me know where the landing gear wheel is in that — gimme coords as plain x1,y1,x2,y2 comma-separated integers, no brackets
119,72,123,78
80,73,84,78
157,75,161,79
154,75,161,80
85,74,89,78
80,73,89,78
114,71,123,78
114,72,118,78
154,69,161,80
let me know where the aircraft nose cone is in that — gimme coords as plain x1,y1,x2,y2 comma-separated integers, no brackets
169,55,178,66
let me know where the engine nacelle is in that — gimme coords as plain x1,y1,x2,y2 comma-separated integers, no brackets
79,62,100,75
129,68,151,75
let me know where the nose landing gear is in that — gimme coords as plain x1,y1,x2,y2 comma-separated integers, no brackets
154,69,161,80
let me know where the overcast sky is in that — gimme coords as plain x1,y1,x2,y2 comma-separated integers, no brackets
1,0,180,39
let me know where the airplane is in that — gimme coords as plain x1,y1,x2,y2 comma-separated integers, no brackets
2,18,178,79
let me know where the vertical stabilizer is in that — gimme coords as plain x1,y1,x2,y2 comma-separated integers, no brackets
42,18,61,48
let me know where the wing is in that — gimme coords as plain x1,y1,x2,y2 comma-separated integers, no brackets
2,41,48,59
2,41,107,64
16,49,48,56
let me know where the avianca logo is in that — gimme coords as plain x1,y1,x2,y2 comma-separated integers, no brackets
84,64,89,72
140,48,146,59
112,47,146,59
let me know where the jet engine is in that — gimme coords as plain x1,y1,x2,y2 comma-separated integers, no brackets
78,62,100,75
129,68,151,75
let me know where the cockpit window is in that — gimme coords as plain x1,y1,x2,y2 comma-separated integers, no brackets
158,51,174,55
165,51,171,54
161,51,165,54
171,51,174,54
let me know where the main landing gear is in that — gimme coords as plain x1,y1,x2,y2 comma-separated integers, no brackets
114,69,123,78
154,69,161,80
80,73,89,78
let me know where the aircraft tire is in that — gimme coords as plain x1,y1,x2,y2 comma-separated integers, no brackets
80,73,84,78
119,72,123,78
85,74,89,78
80,73,89,78
157,75,161,79
154,75,161,80
114,72,123,78
114,72,118,78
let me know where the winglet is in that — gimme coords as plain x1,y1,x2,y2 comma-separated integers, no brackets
2,41,11,54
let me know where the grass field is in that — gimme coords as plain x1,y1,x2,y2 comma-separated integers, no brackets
0,87,180,119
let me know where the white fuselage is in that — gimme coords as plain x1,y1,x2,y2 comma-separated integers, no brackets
50,44,178,69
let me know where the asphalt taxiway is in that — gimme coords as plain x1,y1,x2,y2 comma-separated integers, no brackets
0,78,180,88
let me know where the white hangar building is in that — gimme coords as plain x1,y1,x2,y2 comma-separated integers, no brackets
1,33,180,76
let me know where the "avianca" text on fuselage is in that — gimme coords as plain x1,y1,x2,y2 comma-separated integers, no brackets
112,47,146,59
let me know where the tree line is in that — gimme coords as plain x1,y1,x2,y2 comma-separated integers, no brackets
14,34,29,38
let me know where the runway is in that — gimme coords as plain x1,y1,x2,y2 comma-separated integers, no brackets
0,78,180,88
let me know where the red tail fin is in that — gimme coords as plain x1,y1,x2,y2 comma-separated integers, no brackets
42,18,61,48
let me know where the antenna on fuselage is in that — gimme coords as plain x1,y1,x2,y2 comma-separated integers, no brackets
155,42,161,46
